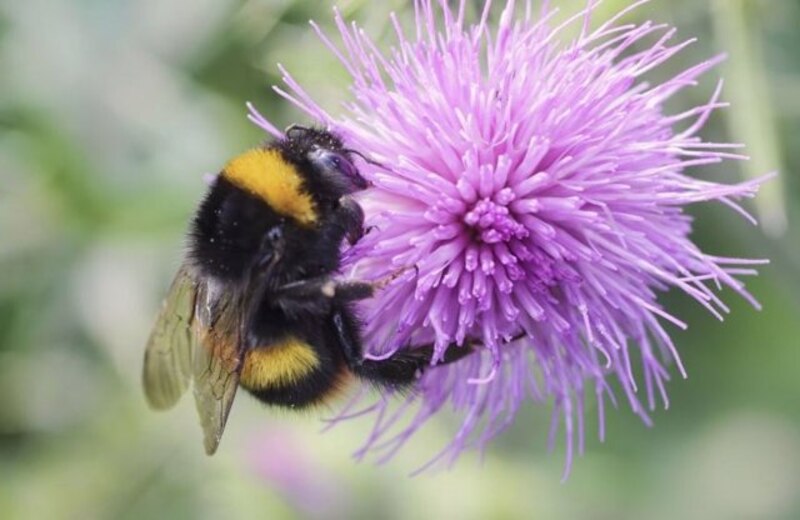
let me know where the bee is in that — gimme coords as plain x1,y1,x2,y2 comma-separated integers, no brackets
143,126,471,454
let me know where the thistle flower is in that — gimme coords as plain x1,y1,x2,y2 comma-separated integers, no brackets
248,0,768,476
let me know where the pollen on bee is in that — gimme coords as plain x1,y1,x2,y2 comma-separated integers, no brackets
321,281,336,297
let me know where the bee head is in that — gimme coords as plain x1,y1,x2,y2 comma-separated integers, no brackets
282,126,370,199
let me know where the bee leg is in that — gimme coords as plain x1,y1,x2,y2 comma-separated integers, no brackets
268,277,369,318
331,311,362,365
272,275,336,301
401,341,476,367
330,309,475,389
329,310,421,388
352,344,475,390
332,266,416,301
273,267,409,314
337,197,365,246
240,225,286,346
351,349,431,389
253,225,285,272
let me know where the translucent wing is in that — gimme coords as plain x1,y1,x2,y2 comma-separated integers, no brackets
144,264,244,455
190,234,287,455
142,263,198,410
192,282,243,455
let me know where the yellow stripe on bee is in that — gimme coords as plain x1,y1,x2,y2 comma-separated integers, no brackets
240,337,320,389
222,148,317,226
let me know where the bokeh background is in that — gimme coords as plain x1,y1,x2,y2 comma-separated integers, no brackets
1,0,798,518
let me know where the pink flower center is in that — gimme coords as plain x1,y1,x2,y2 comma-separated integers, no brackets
463,198,528,244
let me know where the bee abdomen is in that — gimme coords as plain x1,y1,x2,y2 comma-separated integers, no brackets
240,337,350,408
239,337,320,389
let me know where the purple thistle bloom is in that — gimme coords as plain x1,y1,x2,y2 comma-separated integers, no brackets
249,0,769,476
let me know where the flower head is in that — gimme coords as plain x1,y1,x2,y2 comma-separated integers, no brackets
249,0,768,476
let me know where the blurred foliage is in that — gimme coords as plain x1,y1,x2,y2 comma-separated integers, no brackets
0,0,798,519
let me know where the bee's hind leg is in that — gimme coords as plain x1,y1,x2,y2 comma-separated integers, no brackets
330,309,475,390
329,309,424,389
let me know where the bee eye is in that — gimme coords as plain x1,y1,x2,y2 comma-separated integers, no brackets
309,148,368,191
326,154,354,176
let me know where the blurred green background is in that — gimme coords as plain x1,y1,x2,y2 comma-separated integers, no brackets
1,0,798,518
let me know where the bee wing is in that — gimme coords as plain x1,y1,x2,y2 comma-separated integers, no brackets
190,241,288,455
143,264,245,454
142,263,198,410
192,282,244,455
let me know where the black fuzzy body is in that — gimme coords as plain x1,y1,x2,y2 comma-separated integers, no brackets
184,129,471,410
190,175,340,286
187,133,358,407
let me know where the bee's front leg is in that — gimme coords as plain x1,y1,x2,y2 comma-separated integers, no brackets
271,276,373,311
270,268,409,318
337,196,366,245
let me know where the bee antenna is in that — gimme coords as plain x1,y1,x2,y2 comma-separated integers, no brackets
285,124,311,139
344,148,385,169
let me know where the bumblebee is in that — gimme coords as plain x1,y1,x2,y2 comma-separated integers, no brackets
143,126,470,454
